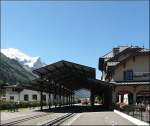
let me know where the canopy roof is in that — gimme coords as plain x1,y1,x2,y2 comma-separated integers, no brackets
33,60,95,80
30,60,111,93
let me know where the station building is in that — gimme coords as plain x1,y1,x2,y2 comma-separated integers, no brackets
98,46,150,105
0,45,149,109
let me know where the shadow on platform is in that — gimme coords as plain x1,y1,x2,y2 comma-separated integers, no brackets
36,105,113,113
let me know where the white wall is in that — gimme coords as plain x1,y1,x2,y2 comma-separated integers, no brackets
20,89,40,101
5,88,19,101
5,88,50,103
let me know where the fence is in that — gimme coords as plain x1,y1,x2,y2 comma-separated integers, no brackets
115,105,150,124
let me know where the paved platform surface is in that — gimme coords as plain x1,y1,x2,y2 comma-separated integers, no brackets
71,112,135,125
0,105,71,125
1,107,45,121
1,106,138,125
0,106,49,125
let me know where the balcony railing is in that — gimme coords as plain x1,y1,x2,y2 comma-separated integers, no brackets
133,72,150,81
133,72,150,78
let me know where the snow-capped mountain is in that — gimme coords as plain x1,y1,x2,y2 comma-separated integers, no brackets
1,48,46,69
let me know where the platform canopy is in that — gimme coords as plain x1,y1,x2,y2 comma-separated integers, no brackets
29,60,111,93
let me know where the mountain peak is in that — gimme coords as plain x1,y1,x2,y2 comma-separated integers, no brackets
1,48,46,69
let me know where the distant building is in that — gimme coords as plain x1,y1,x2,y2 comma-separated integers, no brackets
0,84,79,105
99,46,150,105
0,84,49,103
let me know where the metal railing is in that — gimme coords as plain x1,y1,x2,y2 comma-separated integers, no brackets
115,105,150,124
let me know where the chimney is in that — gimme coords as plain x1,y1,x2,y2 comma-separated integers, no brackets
113,47,120,56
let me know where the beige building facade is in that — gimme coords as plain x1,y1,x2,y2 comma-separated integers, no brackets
99,46,150,105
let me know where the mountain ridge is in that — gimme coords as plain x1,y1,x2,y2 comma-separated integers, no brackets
1,48,46,69
0,52,37,85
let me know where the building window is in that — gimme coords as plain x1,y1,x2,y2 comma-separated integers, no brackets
124,70,133,81
10,96,14,100
24,94,29,101
32,94,37,100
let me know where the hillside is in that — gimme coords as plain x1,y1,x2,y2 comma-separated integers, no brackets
0,53,36,85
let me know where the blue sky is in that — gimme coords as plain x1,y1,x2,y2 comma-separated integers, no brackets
1,1,149,79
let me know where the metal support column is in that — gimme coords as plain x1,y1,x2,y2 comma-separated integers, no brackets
67,90,69,105
40,75,44,111
67,91,69,106
56,83,59,107
71,93,72,106
54,82,57,108
40,90,43,111
64,88,66,105
59,84,62,107
133,92,137,105
48,92,51,109
66,95,68,105
71,92,73,106
90,89,95,107
104,86,112,110
48,83,52,109
69,92,71,106
73,93,75,105
133,86,137,105
62,86,65,106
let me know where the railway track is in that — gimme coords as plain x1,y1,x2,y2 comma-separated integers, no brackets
2,113,49,126
41,113,76,126
2,113,76,126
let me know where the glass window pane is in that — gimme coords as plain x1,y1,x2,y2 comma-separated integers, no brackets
24,94,29,101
